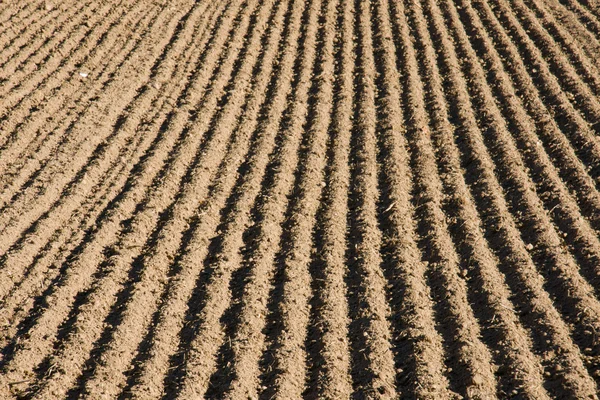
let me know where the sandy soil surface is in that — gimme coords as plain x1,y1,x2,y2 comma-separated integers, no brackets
1,0,600,398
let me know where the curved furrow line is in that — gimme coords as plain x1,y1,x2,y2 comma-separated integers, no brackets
198,0,323,397
0,0,100,92
0,0,228,303
2,0,600,397
165,0,309,397
300,0,353,397
0,4,171,211
0,131,146,344
0,0,226,254
4,0,227,324
570,0,600,21
449,0,600,389
118,2,294,398
482,0,600,140
0,0,241,381
468,0,600,191
549,0,600,45
533,0,600,70
60,1,283,398
450,0,600,296
379,0,458,397
464,0,600,370
0,1,73,65
0,2,165,289
0,4,166,232
409,0,550,396
425,0,600,395
199,2,321,398
14,0,269,396
453,0,600,242
256,0,337,397
0,0,219,392
0,0,225,315
0,0,225,215
396,0,498,396
509,0,600,95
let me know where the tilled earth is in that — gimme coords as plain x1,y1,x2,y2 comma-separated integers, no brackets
1,0,600,398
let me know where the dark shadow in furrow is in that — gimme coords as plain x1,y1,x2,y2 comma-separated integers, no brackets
343,0,382,394
35,2,262,392
574,0,600,16
113,213,200,400
0,0,230,276
472,1,600,147
555,0,600,37
115,2,289,396
455,0,600,228
0,97,169,307
373,1,435,397
301,138,337,400
44,120,230,394
202,2,313,396
0,152,130,309
439,0,600,380
0,4,165,227
498,0,600,109
202,258,253,398
0,0,121,91
382,3,473,396
0,3,40,42
425,3,588,396
517,0,600,96
451,0,600,286
0,0,92,71
0,0,199,196
159,2,302,396
0,117,168,372
302,7,345,398
0,0,143,130
257,0,327,397
0,0,220,372
407,3,527,396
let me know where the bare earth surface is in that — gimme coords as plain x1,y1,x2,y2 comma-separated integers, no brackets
1,0,600,398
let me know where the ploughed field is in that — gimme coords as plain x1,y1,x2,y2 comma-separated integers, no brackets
2,0,600,398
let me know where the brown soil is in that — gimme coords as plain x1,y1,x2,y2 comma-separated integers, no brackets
1,0,600,398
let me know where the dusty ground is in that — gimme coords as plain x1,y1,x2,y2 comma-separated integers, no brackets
1,0,600,398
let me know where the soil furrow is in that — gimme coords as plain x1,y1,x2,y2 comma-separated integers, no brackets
380,0,459,397
119,2,294,398
473,1,600,172
198,0,323,397
300,0,354,396
408,0,555,397
411,0,551,395
166,0,309,397
397,0,499,395
0,1,229,394
0,1,164,304
11,0,271,397
256,0,338,397
0,0,237,382
67,1,282,397
425,0,600,395
2,0,600,397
